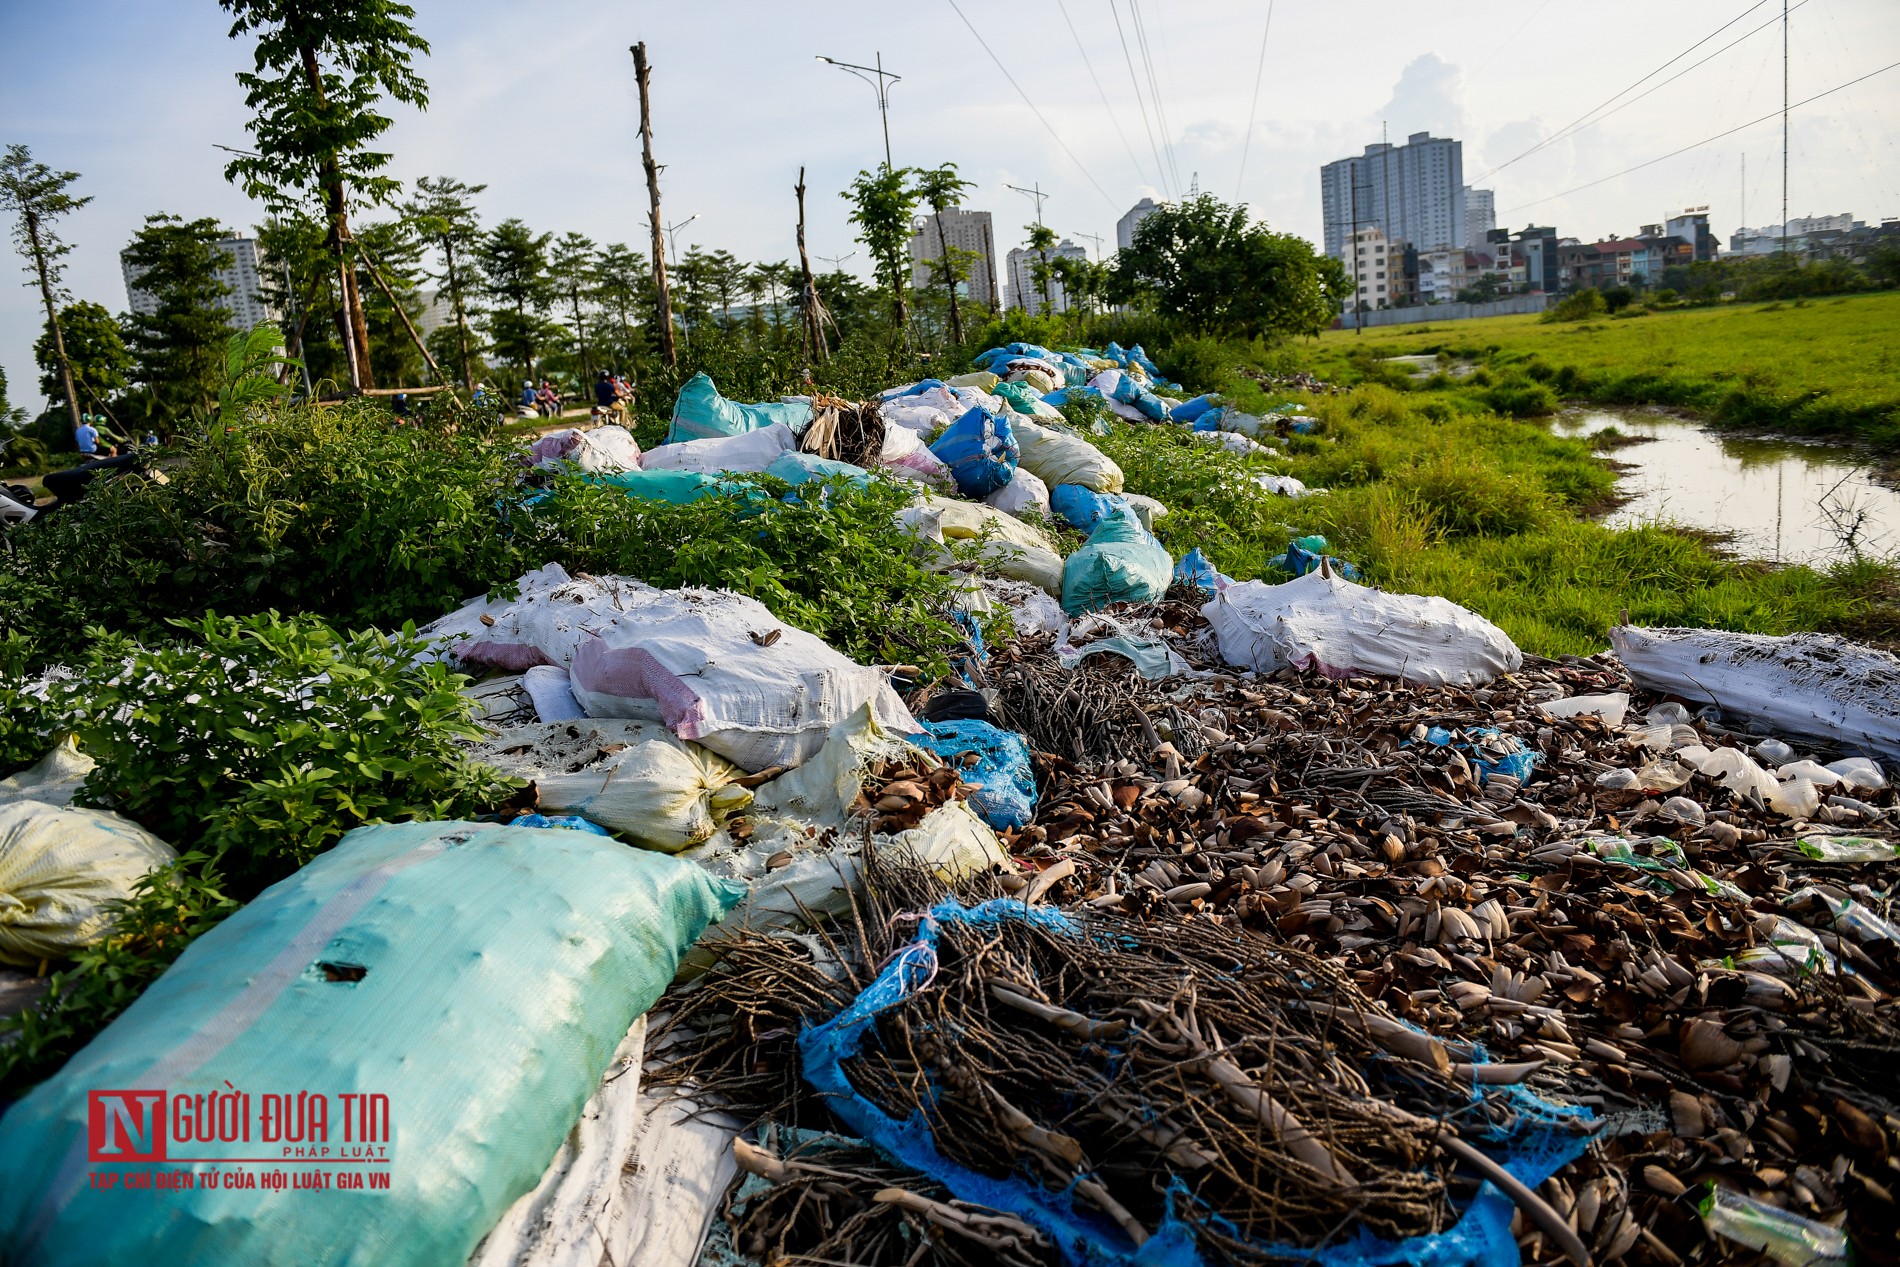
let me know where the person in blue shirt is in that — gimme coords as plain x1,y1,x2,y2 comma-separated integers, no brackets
74,415,100,455
592,370,618,420
519,380,537,415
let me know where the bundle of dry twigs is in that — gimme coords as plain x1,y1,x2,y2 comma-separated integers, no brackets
801,394,886,468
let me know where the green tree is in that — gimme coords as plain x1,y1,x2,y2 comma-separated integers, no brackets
35,301,131,422
548,232,597,382
1110,194,1341,339
674,246,715,338
742,262,771,345
477,218,552,382
589,242,649,368
402,175,485,389
122,215,235,433
1024,222,1059,314
1456,274,1506,305
912,164,975,344
1049,253,1101,319
0,145,90,433
220,0,431,391
754,260,795,335
353,216,426,388
842,165,921,335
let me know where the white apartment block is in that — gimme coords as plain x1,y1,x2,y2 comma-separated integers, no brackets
908,207,1000,310
122,230,278,331
1116,197,1159,251
1345,226,1399,311
1320,132,1465,261
1465,187,1496,250
1005,239,1088,316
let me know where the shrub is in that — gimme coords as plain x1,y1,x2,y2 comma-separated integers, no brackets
1477,378,1559,417
1541,290,1607,323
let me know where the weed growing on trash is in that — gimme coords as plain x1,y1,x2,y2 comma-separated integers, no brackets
0,612,519,1090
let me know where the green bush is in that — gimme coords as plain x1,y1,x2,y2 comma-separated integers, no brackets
1541,290,1607,323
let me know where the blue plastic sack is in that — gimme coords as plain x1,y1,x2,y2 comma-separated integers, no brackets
929,406,1020,498
764,451,872,488
669,373,813,445
1290,418,1318,435
1173,548,1234,593
0,820,740,1267
914,719,1037,830
1191,414,1222,433
1270,535,1362,581
1061,507,1173,615
885,378,949,400
1049,483,1128,534
1170,394,1219,423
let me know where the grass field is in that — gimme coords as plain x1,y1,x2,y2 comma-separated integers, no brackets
1303,290,1900,450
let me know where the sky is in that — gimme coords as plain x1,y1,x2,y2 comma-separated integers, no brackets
2,0,1897,409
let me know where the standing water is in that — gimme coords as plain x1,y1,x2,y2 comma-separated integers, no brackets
1553,409,1900,564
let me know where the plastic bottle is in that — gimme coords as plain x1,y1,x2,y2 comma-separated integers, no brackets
1796,836,1899,863
1697,1183,1851,1266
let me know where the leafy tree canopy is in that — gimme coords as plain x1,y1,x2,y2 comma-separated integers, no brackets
1111,194,1341,340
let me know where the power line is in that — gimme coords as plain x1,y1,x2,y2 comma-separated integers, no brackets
1473,0,1773,184
943,0,1118,209
1500,58,1900,212
1107,0,1169,199
1127,0,1183,195
1469,0,1555,80
1233,0,1275,203
1053,0,1154,190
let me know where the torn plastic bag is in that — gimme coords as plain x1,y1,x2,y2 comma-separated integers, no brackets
0,820,740,1267
668,372,813,444
879,401,953,437
991,379,1062,419
1173,548,1234,593
983,467,1051,519
1012,418,1123,493
421,565,666,673
915,719,1037,830
567,588,919,773
1061,507,1173,615
640,421,796,475
0,800,176,965
531,425,641,473
897,498,1065,595
1612,626,1900,764
1204,570,1523,686
1270,535,1361,580
874,424,955,489
1192,430,1274,457
468,719,751,852
929,407,1020,498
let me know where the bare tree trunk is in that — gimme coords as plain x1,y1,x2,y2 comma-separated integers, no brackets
569,284,590,382
299,41,373,390
981,220,1000,315
25,210,83,431
444,240,474,390
934,208,963,345
631,43,677,368
795,167,827,364
356,241,446,385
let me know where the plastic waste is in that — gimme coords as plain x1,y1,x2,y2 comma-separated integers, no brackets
1588,835,1749,901
1170,393,1220,423
0,819,740,1267
874,423,955,489
1786,885,1900,943
469,719,752,852
1173,547,1234,593
668,372,813,444
929,407,1020,498
1753,738,1795,765
0,800,177,965
1060,507,1173,615
1796,835,1899,862
991,379,1061,419
1614,625,1900,764
1203,571,1523,686
763,450,872,489
1826,757,1888,791
521,663,586,721
584,467,748,505
945,370,1001,391
1539,693,1631,726
0,738,96,809
1696,747,1780,802
1775,759,1842,787
424,565,681,673
530,425,641,473
1738,914,1839,975
510,812,613,834
1253,473,1314,498
1646,702,1694,726
1269,535,1361,580
983,467,1051,519
1192,430,1274,457
567,587,919,773
1766,777,1823,820
1121,492,1167,533
640,422,797,475
1049,482,1126,534
896,501,1064,596
914,719,1037,830
1012,418,1124,492
1422,726,1535,783
1698,1182,1851,1266
879,401,953,437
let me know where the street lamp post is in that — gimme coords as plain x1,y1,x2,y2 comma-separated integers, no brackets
664,214,698,269
817,54,901,169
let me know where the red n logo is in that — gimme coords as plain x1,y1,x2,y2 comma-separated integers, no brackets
88,1091,167,1162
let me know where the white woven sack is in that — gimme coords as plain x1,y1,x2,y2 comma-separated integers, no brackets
638,422,795,474
1203,571,1522,687
983,468,1051,519
1612,626,1900,765
1013,418,1124,492
422,565,665,673
566,589,918,772
0,801,176,964
875,424,955,488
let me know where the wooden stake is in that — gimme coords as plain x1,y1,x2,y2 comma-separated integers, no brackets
795,167,828,364
631,43,677,368
353,240,447,387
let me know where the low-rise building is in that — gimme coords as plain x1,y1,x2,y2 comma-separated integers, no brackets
1344,225,1404,310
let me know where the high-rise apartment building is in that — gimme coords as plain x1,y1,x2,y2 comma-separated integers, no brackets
1319,132,1465,260
908,207,1000,310
1465,187,1495,250
1116,197,1159,251
1005,239,1088,316
122,229,278,330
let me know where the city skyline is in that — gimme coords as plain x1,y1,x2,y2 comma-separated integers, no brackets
2,0,1896,402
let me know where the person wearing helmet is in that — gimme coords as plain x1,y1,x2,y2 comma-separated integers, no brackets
519,379,537,416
